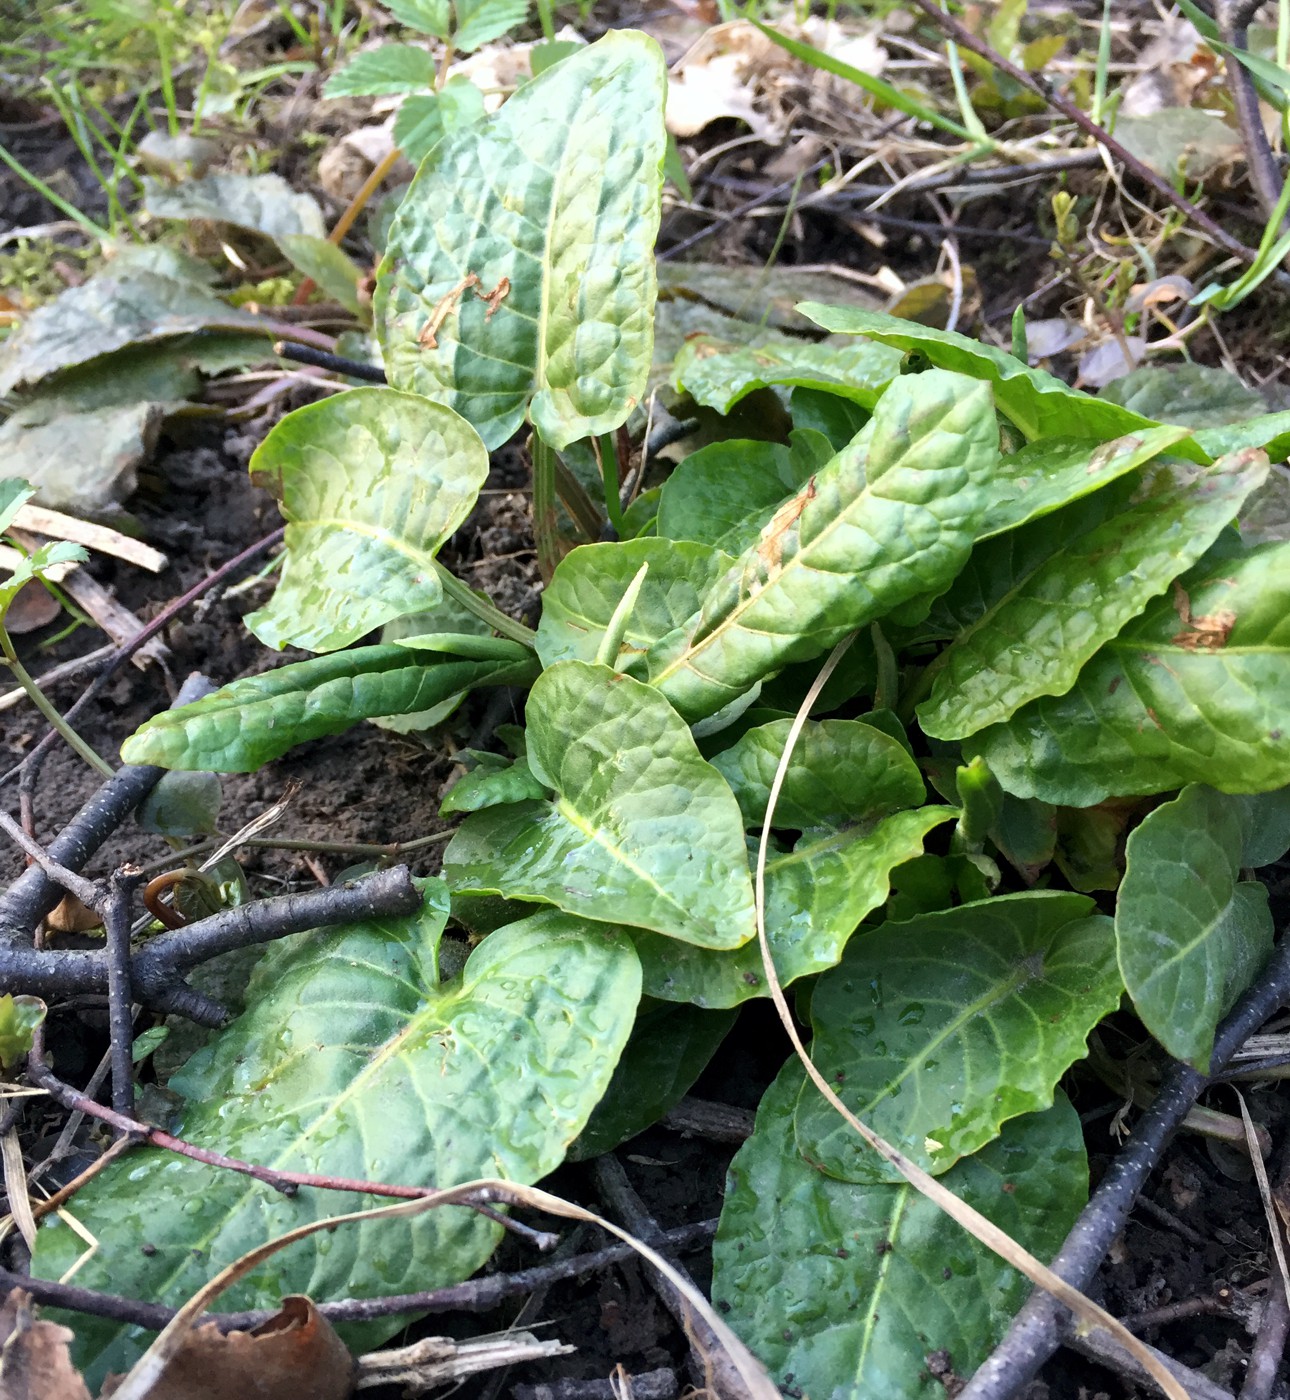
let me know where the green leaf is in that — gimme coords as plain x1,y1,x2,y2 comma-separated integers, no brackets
967,540,1290,803
0,265,264,396
536,537,736,674
672,335,901,414
1116,785,1273,1070
711,718,925,830
144,173,327,239
0,995,45,1071
1234,786,1290,867
392,78,487,164
532,40,585,76
136,771,223,836
794,891,1121,1182
452,0,529,52
439,755,547,813
655,439,814,552
0,479,34,533
121,645,537,772
1115,109,1243,180
633,805,956,1008
384,0,451,36
1101,362,1268,429
569,999,737,1159
791,385,869,450
1194,409,1290,465
646,369,1000,721
245,388,489,652
376,31,667,450
323,43,439,96
968,425,1195,542
444,660,756,948
799,305,1208,457
918,452,1269,739
31,890,641,1384
714,1067,1087,1400
276,235,365,316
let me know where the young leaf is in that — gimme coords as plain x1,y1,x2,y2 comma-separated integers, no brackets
633,805,956,1007
322,43,440,97
0,478,34,533
31,891,641,1384
714,1067,1087,1400
647,369,1000,721
1116,785,1273,1070
384,0,451,37
0,994,45,1070
452,0,530,52
794,891,1121,1182
439,755,547,813
918,452,1269,739
376,32,667,449
799,304,1208,458
966,540,1290,804
246,388,489,652
121,645,537,771
443,660,756,948
392,78,486,164
536,537,736,673
672,334,901,414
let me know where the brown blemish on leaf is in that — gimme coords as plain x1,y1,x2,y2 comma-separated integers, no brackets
418,273,511,349
1088,435,1142,474
1172,579,1191,626
1172,609,1236,651
755,478,816,575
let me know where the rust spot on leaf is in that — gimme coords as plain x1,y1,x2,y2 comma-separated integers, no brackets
756,477,816,575
1172,609,1236,651
418,273,510,349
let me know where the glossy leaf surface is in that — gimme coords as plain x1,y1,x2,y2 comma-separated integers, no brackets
377,32,667,449
967,541,1290,803
444,661,756,948
794,892,1121,1182
715,1067,1086,1400
647,369,1000,720
919,452,1268,739
121,645,537,771
32,891,640,1383
1117,784,1273,1069
246,388,489,652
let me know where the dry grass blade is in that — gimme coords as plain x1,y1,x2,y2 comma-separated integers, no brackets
108,1179,779,1400
1,1126,37,1251
1237,1091,1290,1313
755,635,1190,1400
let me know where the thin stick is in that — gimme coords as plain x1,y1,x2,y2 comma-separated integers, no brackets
1,528,283,790
0,812,105,910
24,1038,546,1248
103,871,141,1122
904,0,1259,264
272,339,387,382
0,1219,716,1334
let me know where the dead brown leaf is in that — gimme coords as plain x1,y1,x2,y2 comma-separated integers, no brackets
0,1289,92,1400
100,1297,353,1400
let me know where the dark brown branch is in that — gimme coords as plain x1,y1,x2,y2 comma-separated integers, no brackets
0,1220,716,1334
1218,0,1286,231
103,870,141,1121
0,866,423,1024
0,673,215,947
272,340,387,382
904,0,1259,264
961,928,1290,1400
